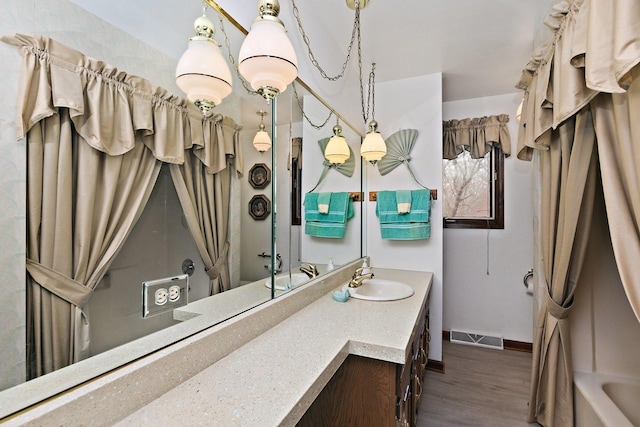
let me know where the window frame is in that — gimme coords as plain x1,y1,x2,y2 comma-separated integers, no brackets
443,147,504,230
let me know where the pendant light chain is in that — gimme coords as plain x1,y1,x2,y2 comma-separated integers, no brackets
217,13,259,96
290,0,362,81
360,62,376,125
292,82,334,129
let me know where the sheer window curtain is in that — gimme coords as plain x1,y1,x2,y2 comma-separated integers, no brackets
516,0,640,425
3,34,241,378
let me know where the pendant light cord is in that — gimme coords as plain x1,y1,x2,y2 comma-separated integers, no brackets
290,0,362,81
360,63,375,125
216,12,258,96
292,82,334,129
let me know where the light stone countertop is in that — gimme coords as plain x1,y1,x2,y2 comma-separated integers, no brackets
116,269,432,427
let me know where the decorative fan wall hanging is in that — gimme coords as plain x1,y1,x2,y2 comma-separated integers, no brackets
308,137,355,192
377,129,427,188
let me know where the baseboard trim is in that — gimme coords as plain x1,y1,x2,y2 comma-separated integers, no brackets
426,359,445,373
441,330,532,353
503,339,533,353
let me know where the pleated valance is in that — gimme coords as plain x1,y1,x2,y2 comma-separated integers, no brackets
2,33,242,175
442,114,511,160
515,0,640,160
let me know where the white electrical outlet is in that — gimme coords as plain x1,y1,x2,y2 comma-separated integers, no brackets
154,288,168,305
168,285,181,302
142,274,189,318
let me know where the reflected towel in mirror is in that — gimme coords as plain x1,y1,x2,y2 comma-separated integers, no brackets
304,192,354,238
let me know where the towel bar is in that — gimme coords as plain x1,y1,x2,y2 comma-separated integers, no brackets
369,190,437,202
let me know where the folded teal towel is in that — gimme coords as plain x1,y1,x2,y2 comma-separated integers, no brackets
317,192,332,214
376,189,431,240
376,190,430,223
380,223,431,240
396,190,412,213
305,221,349,238
304,192,354,238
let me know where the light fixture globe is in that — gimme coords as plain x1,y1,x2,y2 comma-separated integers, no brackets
253,126,271,152
176,15,233,115
324,124,351,164
238,0,298,100
253,110,272,153
361,120,387,164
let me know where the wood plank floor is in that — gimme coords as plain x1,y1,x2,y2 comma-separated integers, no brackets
418,340,534,426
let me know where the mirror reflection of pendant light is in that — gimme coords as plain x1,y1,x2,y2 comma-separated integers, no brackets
175,11,233,115
238,0,298,101
324,120,350,164
360,63,387,164
254,110,272,153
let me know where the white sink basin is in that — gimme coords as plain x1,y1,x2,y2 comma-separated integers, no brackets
343,279,414,301
265,273,309,291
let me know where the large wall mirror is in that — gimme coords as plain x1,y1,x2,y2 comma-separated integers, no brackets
0,0,363,417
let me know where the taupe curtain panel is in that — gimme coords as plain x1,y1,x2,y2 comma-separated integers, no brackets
516,0,640,426
3,34,242,379
442,114,511,160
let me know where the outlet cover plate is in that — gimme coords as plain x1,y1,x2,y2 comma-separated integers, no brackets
142,274,189,318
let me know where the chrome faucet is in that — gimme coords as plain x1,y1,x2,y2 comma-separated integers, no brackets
300,263,318,279
348,267,374,288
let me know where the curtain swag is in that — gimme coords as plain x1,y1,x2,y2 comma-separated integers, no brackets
2,33,242,174
515,0,640,426
442,114,511,160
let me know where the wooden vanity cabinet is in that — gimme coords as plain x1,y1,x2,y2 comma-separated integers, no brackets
298,296,430,427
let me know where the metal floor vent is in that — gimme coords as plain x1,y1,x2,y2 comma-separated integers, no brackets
450,329,504,350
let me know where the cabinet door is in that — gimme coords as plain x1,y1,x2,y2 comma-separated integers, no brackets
396,350,413,426
298,355,396,427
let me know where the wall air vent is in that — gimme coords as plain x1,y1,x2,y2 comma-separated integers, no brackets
450,329,504,350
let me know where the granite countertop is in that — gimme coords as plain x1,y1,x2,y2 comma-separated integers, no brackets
116,269,432,427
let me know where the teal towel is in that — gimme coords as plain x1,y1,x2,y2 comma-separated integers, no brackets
305,221,349,238
376,189,431,240
318,192,332,214
396,190,412,213
376,190,430,223
304,192,354,238
380,223,431,240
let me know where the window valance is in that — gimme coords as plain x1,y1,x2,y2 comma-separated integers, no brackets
2,33,242,175
442,114,511,160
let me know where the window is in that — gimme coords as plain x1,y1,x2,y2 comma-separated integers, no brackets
442,146,504,229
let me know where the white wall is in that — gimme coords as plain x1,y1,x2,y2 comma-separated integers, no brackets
442,93,534,343
300,95,363,267
0,0,241,390
365,73,444,361
240,117,304,282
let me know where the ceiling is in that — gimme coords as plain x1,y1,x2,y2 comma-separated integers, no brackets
66,0,556,130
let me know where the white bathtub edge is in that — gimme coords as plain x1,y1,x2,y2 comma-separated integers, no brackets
574,371,637,427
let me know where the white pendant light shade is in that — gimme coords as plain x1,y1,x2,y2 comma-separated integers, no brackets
176,15,232,115
238,0,298,100
324,124,350,164
361,120,387,163
253,129,271,152
254,110,271,153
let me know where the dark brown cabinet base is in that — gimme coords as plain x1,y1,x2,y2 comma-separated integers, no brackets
298,297,430,427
